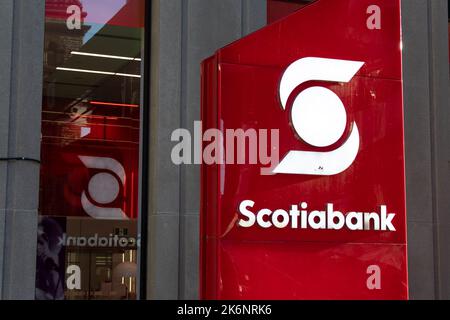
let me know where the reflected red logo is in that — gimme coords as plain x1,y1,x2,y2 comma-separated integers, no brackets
79,156,128,220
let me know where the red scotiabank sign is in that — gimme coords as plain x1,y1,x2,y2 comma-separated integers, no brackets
201,0,408,300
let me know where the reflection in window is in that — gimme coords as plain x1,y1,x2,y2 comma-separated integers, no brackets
36,0,145,300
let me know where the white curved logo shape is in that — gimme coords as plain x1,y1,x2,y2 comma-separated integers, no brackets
274,57,364,176
79,156,128,220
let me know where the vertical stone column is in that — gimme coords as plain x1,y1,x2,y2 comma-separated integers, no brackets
0,0,45,300
402,0,450,300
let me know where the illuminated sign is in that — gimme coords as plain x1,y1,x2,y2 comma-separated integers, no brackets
201,0,408,300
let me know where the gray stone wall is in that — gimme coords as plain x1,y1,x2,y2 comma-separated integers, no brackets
402,0,450,300
0,0,45,300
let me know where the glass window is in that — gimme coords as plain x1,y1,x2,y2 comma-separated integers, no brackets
36,0,145,300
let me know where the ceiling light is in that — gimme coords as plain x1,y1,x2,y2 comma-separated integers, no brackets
71,51,142,61
56,67,115,76
90,101,139,108
56,67,141,78
115,73,141,78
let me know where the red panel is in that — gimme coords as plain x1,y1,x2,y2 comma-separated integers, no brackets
40,104,140,220
219,0,402,80
216,242,408,300
39,142,139,220
201,0,407,300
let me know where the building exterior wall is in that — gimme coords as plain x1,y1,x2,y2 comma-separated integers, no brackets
0,0,45,300
402,0,450,300
0,0,447,300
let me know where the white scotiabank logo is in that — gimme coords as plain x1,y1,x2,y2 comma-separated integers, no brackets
79,156,129,220
238,200,396,232
273,57,364,176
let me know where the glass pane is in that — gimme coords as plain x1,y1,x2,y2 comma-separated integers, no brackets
35,0,145,300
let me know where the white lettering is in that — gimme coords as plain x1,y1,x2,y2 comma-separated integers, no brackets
290,205,300,229
272,209,290,228
308,210,326,230
346,212,364,231
257,209,273,229
238,200,256,227
381,205,396,231
237,201,397,232
327,204,345,230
